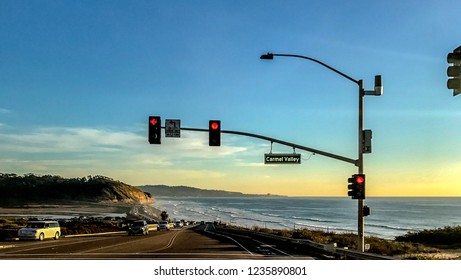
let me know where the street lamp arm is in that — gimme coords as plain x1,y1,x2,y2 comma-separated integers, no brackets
262,53,360,85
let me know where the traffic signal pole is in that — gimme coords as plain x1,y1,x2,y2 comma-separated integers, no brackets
358,80,365,252
260,53,382,253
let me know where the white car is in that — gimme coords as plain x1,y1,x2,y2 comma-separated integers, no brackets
157,221,170,231
18,221,61,241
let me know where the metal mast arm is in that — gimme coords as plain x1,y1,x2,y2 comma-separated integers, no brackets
178,127,358,166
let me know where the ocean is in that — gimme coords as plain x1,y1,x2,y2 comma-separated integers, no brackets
153,196,461,240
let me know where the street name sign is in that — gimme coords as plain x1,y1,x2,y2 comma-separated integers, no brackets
165,119,181,137
264,153,301,164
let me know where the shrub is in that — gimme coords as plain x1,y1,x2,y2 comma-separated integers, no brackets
395,226,461,248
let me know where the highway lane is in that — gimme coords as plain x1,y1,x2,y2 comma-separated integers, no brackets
0,225,314,259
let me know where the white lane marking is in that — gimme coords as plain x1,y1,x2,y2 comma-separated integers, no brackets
254,239,293,257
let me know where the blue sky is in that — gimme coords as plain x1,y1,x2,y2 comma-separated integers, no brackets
1,0,460,196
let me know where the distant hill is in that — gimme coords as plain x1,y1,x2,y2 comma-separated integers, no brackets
0,173,153,206
139,185,283,198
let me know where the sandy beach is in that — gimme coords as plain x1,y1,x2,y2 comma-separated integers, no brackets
0,202,162,220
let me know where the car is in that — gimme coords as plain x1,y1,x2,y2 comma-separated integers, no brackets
127,220,149,235
18,221,61,241
174,221,183,228
157,221,169,231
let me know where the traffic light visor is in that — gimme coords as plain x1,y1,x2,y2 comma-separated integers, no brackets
447,66,461,76
448,78,461,90
448,52,461,64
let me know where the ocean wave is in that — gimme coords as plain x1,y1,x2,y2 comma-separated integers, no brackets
292,221,354,232
366,223,417,232
291,215,338,224
261,213,281,218
213,208,239,216
226,215,287,228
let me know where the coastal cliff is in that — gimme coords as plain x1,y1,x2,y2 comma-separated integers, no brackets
0,173,153,206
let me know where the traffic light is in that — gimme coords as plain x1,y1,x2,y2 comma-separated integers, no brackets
148,116,161,144
347,174,366,200
447,47,461,96
209,120,221,146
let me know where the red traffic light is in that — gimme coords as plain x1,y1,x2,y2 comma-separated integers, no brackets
355,175,365,184
210,122,219,130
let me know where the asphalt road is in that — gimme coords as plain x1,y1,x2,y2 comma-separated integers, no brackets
0,224,314,260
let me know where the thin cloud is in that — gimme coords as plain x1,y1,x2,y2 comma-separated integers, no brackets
0,127,142,154
0,126,251,179
0,108,11,114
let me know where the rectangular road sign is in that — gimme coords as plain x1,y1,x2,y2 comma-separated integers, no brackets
264,153,301,164
165,119,181,137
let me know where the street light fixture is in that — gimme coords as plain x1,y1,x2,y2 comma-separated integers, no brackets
260,52,382,252
260,53,274,60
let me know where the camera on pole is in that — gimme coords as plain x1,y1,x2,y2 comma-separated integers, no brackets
363,205,371,217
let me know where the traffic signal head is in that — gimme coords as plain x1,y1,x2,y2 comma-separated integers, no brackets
347,174,365,200
355,174,365,199
209,120,221,146
447,49,461,96
148,116,161,144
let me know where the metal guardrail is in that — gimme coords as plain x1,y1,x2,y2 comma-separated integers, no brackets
217,227,396,260
333,247,396,260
